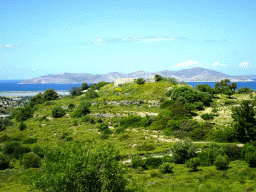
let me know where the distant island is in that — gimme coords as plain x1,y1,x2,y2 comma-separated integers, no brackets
20,67,255,84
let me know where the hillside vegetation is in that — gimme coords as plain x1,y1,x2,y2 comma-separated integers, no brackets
0,76,256,191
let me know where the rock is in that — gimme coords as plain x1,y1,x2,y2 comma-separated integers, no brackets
41,124,46,126
62,106,68,109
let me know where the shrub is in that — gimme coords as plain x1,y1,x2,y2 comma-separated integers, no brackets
0,121,5,131
2,140,31,159
68,103,75,109
165,89,173,97
19,122,27,131
171,138,196,164
65,136,73,142
185,157,200,171
214,155,230,170
224,144,241,161
43,89,58,101
52,106,66,118
22,138,38,144
144,157,162,169
97,123,111,134
136,143,155,152
22,152,41,169
244,145,256,167
71,108,84,118
160,100,175,109
0,133,10,143
14,105,34,122
131,155,145,168
32,145,45,158
159,162,174,173
30,142,127,192
162,155,172,163
44,101,55,106
70,86,82,96
81,115,92,123
150,170,162,178
85,90,99,99
136,78,145,85
0,152,10,170
201,113,214,123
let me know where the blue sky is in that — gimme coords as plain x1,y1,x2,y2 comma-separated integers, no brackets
0,0,256,79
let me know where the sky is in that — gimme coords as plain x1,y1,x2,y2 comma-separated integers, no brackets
0,0,256,79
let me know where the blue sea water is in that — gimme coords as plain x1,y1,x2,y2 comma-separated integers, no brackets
0,79,255,96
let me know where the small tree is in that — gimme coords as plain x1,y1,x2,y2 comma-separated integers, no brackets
171,137,196,164
22,152,41,169
52,106,66,118
154,74,163,82
136,78,145,85
214,155,230,170
81,82,89,90
0,152,10,170
19,122,27,131
43,89,58,101
185,157,200,171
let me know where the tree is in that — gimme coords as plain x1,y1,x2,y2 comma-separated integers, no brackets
154,74,163,82
30,142,127,192
81,82,89,90
29,92,45,107
52,106,66,118
69,86,81,96
171,137,196,164
136,78,145,85
231,100,256,143
238,87,251,94
43,89,58,101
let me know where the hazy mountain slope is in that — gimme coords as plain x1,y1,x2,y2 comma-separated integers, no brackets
20,67,254,84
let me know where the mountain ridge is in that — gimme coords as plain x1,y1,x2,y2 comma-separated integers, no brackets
20,67,254,84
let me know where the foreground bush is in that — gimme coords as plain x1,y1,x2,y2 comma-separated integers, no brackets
214,155,230,170
52,106,66,118
29,142,127,192
2,140,31,159
171,138,196,164
185,157,200,171
22,152,41,169
22,138,37,144
159,162,174,173
131,155,145,169
0,152,10,170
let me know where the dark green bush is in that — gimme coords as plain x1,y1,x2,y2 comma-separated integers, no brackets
32,145,45,158
0,133,10,143
52,106,66,118
44,101,55,106
136,143,155,152
185,157,200,171
131,155,145,169
159,162,174,173
0,152,10,170
0,120,5,131
65,136,73,142
244,145,256,167
13,105,34,122
171,138,196,164
22,152,41,169
214,155,230,170
201,113,214,122
224,144,241,161
81,115,92,123
2,140,31,159
71,108,84,118
22,138,38,144
68,103,75,109
60,132,69,139
136,78,145,85
162,155,172,163
144,157,162,169
43,89,59,101
19,122,27,131
84,90,99,99
160,100,175,109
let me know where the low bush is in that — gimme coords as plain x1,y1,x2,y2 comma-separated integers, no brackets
244,145,256,167
22,152,41,169
136,78,145,85
2,140,31,159
22,138,37,144
131,155,145,169
19,122,27,131
162,155,172,163
97,123,112,134
185,157,200,171
32,145,45,158
160,100,175,109
144,157,162,169
214,155,230,170
224,144,241,161
52,106,66,118
84,90,99,99
68,103,75,109
81,115,92,123
136,143,155,152
65,136,73,142
0,152,10,170
0,133,10,143
44,101,55,106
159,162,174,173
171,138,196,164
150,170,162,178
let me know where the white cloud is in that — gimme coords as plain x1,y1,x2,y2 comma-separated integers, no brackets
172,60,200,68
239,61,249,67
212,62,226,68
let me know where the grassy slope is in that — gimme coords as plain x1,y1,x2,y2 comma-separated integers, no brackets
0,82,256,191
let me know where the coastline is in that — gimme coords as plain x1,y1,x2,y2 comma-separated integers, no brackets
0,90,71,97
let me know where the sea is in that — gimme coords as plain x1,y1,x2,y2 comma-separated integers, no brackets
0,79,255,97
